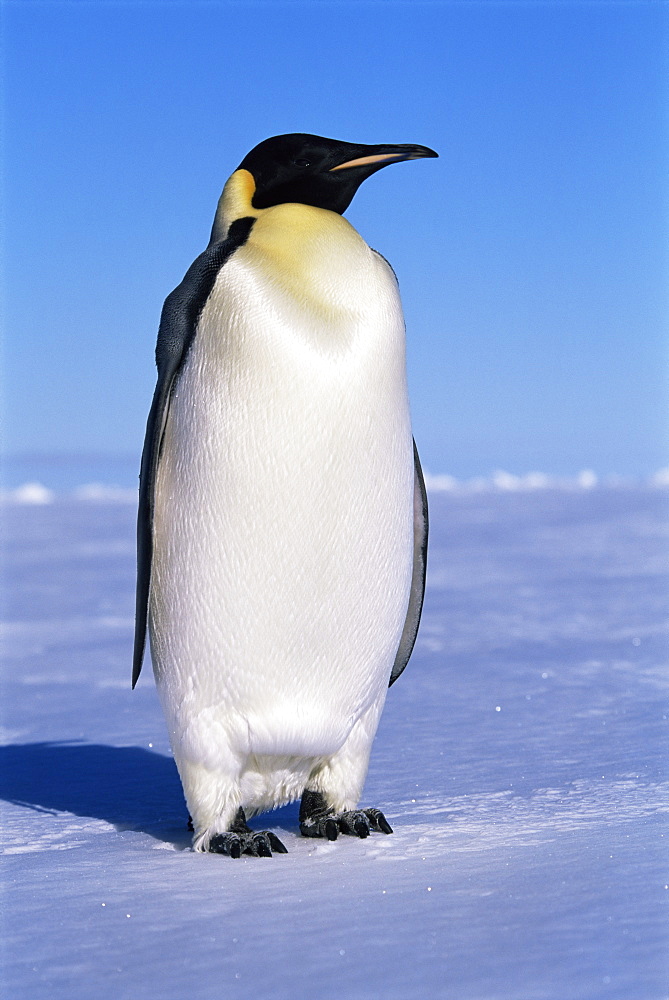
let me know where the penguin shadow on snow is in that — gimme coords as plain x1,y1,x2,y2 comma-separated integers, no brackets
0,742,302,849
0,741,299,849
0,742,187,847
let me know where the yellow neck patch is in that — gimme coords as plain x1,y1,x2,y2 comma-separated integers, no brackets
209,169,259,244
207,168,365,322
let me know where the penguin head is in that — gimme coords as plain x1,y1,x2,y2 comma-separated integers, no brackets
209,133,437,244
238,133,438,215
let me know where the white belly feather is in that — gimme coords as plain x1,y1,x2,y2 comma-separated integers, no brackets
149,205,414,787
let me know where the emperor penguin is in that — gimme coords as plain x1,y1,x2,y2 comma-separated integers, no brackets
133,133,435,857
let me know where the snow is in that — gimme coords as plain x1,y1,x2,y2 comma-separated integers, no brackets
4,482,56,505
2,485,668,999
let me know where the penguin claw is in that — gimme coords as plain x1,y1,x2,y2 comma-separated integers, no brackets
324,818,339,841
206,830,288,858
266,831,289,854
365,807,394,834
300,807,393,840
208,832,243,858
197,806,287,857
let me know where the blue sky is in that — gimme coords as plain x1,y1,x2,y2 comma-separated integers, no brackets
3,0,667,481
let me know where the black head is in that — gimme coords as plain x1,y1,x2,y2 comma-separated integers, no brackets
238,133,438,215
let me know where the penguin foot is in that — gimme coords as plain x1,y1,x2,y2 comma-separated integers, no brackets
299,790,393,840
204,807,288,858
208,829,288,857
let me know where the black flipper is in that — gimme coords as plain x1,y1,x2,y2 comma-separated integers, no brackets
389,440,428,686
132,217,256,687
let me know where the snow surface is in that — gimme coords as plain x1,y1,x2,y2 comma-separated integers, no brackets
1,485,668,999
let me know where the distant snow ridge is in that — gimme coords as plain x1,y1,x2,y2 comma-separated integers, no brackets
650,467,669,488
72,483,138,503
2,482,56,505
0,482,136,504
1,468,668,502
423,467,669,493
422,469,597,493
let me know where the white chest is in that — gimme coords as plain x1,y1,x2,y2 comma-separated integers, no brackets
150,209,415,758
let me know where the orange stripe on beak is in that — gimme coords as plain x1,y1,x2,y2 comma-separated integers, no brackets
329,153,408,172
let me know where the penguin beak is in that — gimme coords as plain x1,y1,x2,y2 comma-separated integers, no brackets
330,145,438,172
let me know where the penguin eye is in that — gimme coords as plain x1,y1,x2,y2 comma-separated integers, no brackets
292,158,311,168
